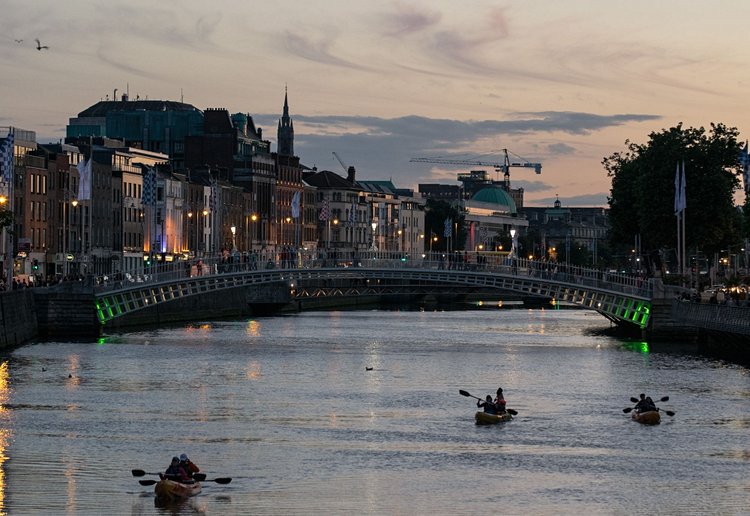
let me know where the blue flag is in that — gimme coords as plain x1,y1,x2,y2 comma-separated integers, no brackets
443,217,452,238
0,132,14,183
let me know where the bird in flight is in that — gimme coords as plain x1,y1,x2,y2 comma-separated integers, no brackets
14,39,23,44
35,38,49,50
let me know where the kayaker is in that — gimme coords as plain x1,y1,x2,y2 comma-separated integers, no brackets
634,394,657,412
477,395,498,415
161,456,192,483
494,388,507,414
179,453,201,478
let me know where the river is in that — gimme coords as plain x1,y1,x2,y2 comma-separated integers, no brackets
0,308,748,515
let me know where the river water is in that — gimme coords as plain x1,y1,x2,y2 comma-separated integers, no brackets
0,308,748,515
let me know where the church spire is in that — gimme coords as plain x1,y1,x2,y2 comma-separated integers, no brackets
278,85,294,156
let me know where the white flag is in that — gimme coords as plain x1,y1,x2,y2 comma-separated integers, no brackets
673,161,681,215
741,141,749,196
679,161,687,212
291,191,301,219
77,158,92,201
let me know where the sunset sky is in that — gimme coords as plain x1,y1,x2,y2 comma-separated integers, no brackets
2,1,749,206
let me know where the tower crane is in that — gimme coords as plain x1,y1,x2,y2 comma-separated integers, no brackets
332,151,356,178
410,149,541,190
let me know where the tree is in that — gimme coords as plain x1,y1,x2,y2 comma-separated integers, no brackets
0,207,11,232
424,199,466,251
603,123,743,267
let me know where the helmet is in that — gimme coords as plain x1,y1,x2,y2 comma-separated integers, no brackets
171,456,179,463
179,453,189,461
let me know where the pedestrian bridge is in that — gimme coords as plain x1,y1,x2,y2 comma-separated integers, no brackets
89,253,653,329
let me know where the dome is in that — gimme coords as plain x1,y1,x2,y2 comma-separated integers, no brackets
470,187,517,214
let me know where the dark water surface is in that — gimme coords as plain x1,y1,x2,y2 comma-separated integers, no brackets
1,309,748,515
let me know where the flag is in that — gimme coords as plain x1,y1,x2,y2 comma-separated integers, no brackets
209,178,218,211
319,199,329,221
77,158,92,200
141,167,157,206
673,161,681,215
679,160,687,212
443,217,452,238
348,202,356,225
479,225,488,244
291,191,301,219
743,146,750,196
0,132,13,183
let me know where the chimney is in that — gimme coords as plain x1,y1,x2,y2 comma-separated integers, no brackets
347,166,356,183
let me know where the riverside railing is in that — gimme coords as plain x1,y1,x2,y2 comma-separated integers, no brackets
87,250,654,299
672,299,750,335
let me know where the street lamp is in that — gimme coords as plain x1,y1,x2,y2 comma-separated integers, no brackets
187,211,194,257
250,213,258,252
371,221,377,250
283,216,291,246
397,228,403,253
509,228,517,259
70,199,79,274
230,225,237,253
200,209,208,257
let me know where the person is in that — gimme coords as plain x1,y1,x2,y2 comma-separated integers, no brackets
477,395,498,415
633,393,647,412
160,456,192,483
634,394,657,412
494,388,507,414
179,453,200,478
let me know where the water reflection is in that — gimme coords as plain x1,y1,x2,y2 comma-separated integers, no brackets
0,362,10,515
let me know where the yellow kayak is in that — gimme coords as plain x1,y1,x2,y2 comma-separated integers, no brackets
475,411,513,425
631,410,660,425
154,478,202,501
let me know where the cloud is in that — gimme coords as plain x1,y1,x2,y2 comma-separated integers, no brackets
546,143,576,156
251,110,651,202
533,193,610,207
283,31,372,71
379,2,441,37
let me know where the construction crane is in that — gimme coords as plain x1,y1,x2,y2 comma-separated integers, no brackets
410,148,542,190
332,151,356,179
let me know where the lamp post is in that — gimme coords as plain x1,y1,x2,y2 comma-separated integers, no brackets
509,228,517,259
230,225,237,254
397,228,403,253
0,194,7,286
70,199,78,274
371,221,377,250
250,213,258,252
203,209,209,257
187,211,194,257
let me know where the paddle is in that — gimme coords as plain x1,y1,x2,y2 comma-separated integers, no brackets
132,469,161,477
624,396,673,414
192,473,232,484
459,389,518,416
138,476,231,485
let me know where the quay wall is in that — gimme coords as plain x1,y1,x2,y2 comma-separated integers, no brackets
0,290,38,348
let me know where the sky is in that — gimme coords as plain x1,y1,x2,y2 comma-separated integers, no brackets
2,1,750,207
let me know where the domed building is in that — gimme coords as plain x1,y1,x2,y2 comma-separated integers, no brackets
463,186,527,254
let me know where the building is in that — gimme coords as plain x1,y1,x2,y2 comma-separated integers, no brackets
522,196,609,264
66,95,204,169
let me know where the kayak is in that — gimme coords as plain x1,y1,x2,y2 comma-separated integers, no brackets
631,410,660,425
154,478,202,501
475,411,513,425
